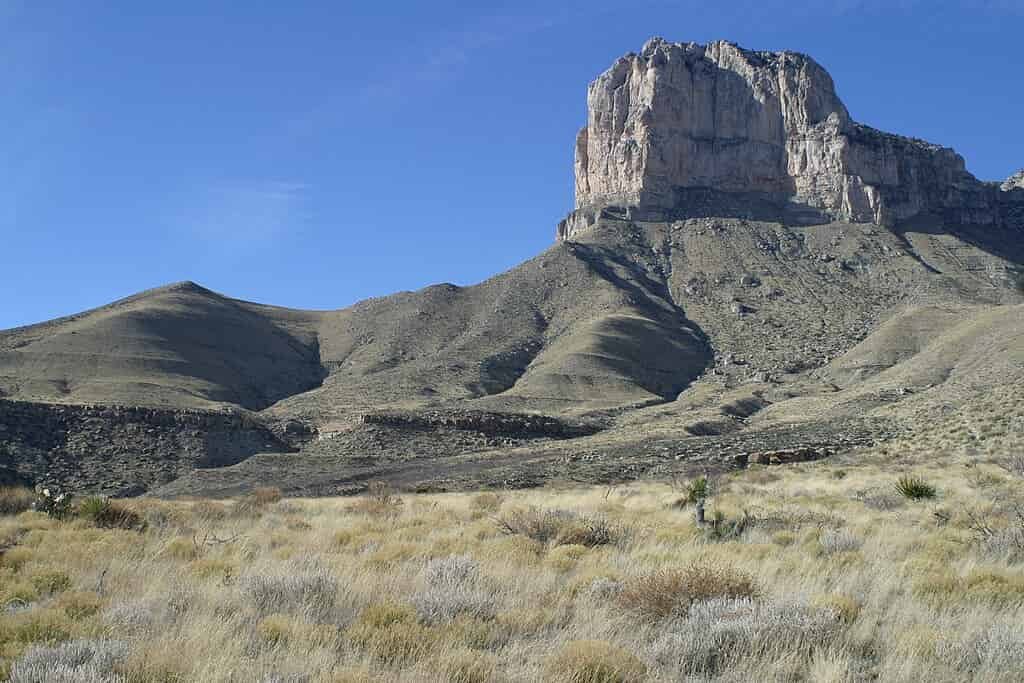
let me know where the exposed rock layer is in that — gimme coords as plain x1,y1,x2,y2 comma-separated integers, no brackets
568,38,1021,238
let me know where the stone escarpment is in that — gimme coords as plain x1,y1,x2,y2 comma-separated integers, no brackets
0,400,291,495
561,38,1022,240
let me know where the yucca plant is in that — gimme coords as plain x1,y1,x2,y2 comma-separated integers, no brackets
895,476,936,500
76,495,144,530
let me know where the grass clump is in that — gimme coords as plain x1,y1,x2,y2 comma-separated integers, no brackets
76,496,144,530
346,602,439,665
349,482,404,517
546,640,646,683
496,508,624,547
0,488,35,516
895,476,937,500
617,563,760,620
410,555,495,624
239,564,337,619
251,486,283,506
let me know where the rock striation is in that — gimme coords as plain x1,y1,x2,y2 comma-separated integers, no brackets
561,38,1021,239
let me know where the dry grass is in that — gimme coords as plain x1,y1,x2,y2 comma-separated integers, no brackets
1,431,1023,681
0,487,35,516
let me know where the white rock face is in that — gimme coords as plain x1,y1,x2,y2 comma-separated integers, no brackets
1003,170,1024,192
572,38,997,229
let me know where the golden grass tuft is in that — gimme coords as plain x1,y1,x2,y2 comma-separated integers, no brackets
546,640,646,683
0,487,35,516
616,563,760,620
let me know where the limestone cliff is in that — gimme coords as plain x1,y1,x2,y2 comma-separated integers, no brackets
564,38,1018,239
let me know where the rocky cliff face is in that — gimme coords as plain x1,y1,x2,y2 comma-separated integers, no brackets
565,38,1018,239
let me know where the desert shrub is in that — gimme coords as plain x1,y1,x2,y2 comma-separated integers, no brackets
936,618,1024,677
495,508,568,544
818,528,863,555
895,476,937,500
190,500,229,522
1,547,35,570
346,602,439,665
853,489,905,510
997,454,1024,478
410,555,494,624
163,536,199,561
701,509,753,541
469,492,503,513
29,569,71,595
496,508,624,547
250,486,283,506
239,563,337,619
76,497,144,530
54,591,103,620
981,525,1024,563
0,607,73,646
648,597,842,677
546,640,646,683
102,598,175,633
349,482,403,517
811,593,861,623
8,639,128,683
254,613,339,649
617,563,760,620
32,486,71,519
428,647,497,683
968,507,1024,563
0,487,36,515
671,477,710,509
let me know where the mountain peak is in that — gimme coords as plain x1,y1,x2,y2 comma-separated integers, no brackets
563,38,1019,240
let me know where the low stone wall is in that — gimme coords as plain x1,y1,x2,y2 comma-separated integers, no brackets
0,399,290,495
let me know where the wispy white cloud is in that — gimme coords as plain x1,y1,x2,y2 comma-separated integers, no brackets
181,180,311,245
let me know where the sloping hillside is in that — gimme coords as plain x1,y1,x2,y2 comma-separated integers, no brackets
0,281,325,411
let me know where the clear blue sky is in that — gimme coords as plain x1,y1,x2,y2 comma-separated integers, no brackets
2,0,1021,329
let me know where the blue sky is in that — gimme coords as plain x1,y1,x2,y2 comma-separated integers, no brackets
2,0,1021,329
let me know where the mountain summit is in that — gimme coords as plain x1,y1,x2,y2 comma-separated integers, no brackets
562,38,1022,239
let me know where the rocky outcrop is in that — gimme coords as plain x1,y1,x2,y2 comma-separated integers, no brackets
361,410,602,439
1003,170,1024,192
564,38,1017,238
0,400,291,495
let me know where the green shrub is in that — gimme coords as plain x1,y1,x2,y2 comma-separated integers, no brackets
895,476,937,500
76,496,145,530
672,477,709,509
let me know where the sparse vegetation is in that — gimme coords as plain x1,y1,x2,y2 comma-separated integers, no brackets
1,445,1023,681
0,487,35,516
896,475,938,500
75,496,144,530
